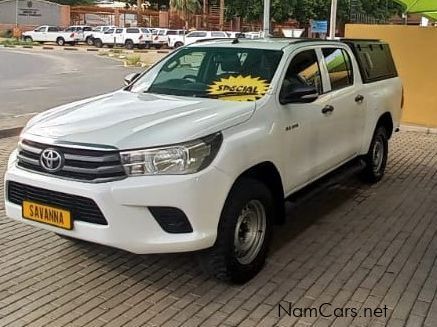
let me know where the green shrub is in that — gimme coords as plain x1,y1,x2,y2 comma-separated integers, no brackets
125,55,141,66
0,29,13,38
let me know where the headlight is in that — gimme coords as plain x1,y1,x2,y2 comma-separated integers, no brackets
120,133,222,176
7,149,18,169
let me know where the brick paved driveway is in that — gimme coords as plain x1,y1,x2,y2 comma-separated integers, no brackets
0,131,436,327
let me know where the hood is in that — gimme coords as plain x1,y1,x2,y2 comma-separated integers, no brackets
23,91,256,149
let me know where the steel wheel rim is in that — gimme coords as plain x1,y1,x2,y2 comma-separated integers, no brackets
234,199,266,265
372,136,384,172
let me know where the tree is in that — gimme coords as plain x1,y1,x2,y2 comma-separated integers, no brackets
225,0,402,25
170,0,201,28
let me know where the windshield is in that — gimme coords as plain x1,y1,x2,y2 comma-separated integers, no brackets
129,47,283,101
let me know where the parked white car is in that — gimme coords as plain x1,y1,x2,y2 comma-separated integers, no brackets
93,27,151,49
184,30,229,45
81,25,117,45
5,38,402,283
64,25,93,42
22,25,80,46
150,29,185,48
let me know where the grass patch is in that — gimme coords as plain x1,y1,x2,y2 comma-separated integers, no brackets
109,49,123,54
125,55,141,66
0,38,39,46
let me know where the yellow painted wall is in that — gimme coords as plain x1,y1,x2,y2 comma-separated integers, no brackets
345,24,437,128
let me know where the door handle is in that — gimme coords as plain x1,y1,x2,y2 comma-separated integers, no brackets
355,94,364,103
322,105,334,114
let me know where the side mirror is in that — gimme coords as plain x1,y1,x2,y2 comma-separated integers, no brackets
124,72,140,86
280,85,319,104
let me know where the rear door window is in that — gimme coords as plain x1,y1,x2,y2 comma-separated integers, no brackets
211,32,226,37
187,32,207,38
126,28,139,33
322,48,354,91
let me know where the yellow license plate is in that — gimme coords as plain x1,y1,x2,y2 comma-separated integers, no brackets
22,201,72,230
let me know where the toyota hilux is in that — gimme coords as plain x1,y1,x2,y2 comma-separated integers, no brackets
4,38,402,283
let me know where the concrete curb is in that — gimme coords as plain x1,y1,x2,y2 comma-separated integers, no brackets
0,44,173,54
400,124,437,134
0,127,22,139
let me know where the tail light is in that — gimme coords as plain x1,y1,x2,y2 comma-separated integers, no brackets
139,35,143,40
70,33,75,38
154,36,158,40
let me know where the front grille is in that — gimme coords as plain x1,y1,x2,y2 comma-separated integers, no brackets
7,181,108,225
17,139,126,182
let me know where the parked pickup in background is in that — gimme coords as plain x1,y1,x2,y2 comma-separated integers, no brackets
22,26,80,46
5,38,402,284
93,27,151,49
152,29,185,48
83,26,117,46
64,25,92,43
184,30,229,45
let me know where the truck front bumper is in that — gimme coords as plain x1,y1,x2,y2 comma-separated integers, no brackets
4,151,232,254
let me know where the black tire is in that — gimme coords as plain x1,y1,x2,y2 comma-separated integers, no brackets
94,39,103,48
174,41,184,48
86,36,94,46
56,37,65,46
198,178,273,284
125,39,134,49
360,126,388,183
154,44,162,49
24,36,33,43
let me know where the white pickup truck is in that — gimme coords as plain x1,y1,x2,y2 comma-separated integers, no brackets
93,27,151,49
22,25,80,46
83,25,117,46
153,29,185,48
5,38,402,283
172,30,229,47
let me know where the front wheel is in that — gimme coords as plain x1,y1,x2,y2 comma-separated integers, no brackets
360,126,388,183
56,37,65,46
198,178,273,284
24,36,33,43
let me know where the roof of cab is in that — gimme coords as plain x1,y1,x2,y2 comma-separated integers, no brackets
187,37,343,50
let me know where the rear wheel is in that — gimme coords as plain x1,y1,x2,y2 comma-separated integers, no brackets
86,36,94,46
125,39,134,49
174,41,184,48
360,126,388,183
94,39,103,48
56,37,65,46
198,178,273,284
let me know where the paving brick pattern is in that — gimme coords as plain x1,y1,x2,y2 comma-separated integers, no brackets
0,131,436,327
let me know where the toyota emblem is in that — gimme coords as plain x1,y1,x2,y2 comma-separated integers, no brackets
40,149,64,172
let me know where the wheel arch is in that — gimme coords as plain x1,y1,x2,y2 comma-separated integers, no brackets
376,112,394,139
232,161,285,225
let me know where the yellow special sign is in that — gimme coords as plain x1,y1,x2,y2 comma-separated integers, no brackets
208,75,270,101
